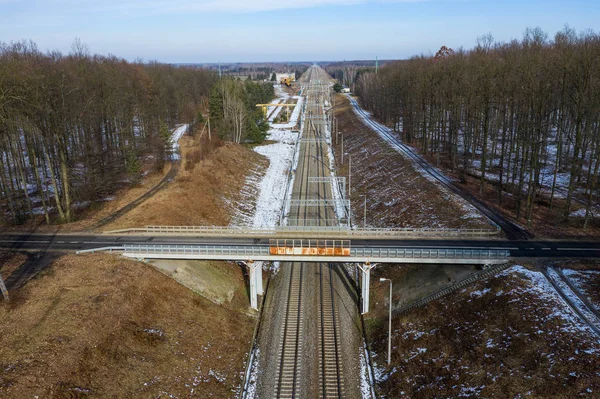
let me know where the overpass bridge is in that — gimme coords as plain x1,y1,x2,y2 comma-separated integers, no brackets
78,238,509,312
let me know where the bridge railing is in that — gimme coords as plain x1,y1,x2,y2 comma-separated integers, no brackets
118,244,508,261
123,244,271,257
350,247,509,260
104,225,500,237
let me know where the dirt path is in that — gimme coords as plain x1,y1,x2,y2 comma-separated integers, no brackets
90,160,180,231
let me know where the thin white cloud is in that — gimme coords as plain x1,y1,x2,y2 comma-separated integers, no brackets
45,0,430,14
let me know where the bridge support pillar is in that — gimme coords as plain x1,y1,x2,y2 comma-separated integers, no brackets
245,261,263,311
358,262,377,314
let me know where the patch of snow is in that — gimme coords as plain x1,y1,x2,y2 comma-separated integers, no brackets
251,130,298,228
547,267,600,327
242,347,260,399
501,266,600,339
359,343,376,399
170,124,189,160
470,287,492,298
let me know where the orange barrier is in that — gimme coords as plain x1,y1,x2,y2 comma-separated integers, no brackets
269,239,351,256
269,246,350,256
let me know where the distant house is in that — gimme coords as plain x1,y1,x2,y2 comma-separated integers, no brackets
341,87,351,93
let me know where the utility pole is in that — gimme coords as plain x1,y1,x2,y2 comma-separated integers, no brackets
361,194,367,227
349,155,352,201
218,62,222,79
375,56,379,74
207,116,211,141
341,133,344,165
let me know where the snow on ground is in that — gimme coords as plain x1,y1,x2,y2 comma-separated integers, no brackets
371,264,600,396
360,343,377,399
281,111,305,224
251,130,298,227
563,269,600,311
241,347,260,399
323,105,349,224
170,124,189,160
267,97,285,122
500,266,599,337
347,95,492,228
547,267,600,327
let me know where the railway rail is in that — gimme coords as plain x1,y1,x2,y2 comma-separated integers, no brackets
319,263,344,398
275,263,305,398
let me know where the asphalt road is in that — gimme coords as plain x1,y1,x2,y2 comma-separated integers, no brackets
0,233,598,258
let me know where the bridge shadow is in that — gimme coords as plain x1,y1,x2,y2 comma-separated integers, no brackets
330,263,364,335
4,230,61,291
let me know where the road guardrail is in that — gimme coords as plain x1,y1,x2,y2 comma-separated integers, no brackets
104,225,501,238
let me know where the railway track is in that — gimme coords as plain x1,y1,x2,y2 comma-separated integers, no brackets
272,68,348,398
319,263,344,398
275,262,305,398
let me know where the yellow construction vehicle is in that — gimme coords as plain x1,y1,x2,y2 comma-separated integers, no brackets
280,76,294,87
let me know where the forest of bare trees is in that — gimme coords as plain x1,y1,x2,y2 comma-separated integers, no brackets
356,27,600,228
0,40,217,225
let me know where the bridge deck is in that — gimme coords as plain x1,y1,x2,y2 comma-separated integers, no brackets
106,244,509,264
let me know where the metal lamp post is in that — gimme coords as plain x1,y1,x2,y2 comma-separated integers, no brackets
380,277,392,365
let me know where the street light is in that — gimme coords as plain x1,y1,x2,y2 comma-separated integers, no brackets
380,277,392,366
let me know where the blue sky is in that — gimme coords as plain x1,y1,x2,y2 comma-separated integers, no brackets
1,0,598,62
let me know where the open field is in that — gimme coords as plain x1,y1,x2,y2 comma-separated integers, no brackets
0,253,255,398
365,263,600,398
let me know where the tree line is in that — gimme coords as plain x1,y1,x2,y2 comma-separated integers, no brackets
0,40,217,224
209,78,274,143
355,27,600,228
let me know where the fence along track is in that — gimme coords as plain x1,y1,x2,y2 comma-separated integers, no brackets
319,263,344,398
395,262,511,316
275,262,305,398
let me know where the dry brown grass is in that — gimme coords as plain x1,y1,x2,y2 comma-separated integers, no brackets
0,253,255,398
103,137,268,229
333,94,491,230
0,251,27,281
366,265,600,398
